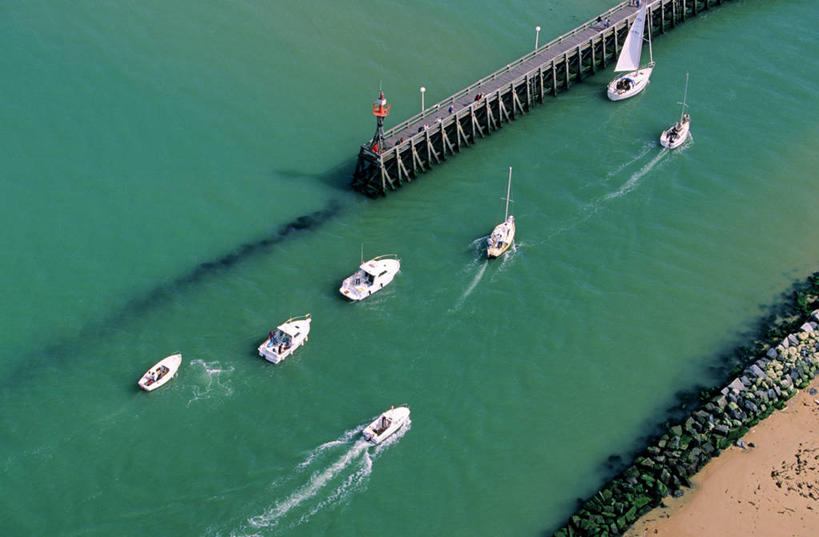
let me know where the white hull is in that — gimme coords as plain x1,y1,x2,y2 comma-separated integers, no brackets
340,256,400,301
362,406,410,445
660,117,690,148
258,315,311,364
138,354,182,392
607,65,653,101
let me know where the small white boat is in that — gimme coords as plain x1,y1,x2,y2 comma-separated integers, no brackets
258,314,311,364
362,406,411,445
487,167,516,259
339,254,400,301
660,73,691,149
607,5,654,101
138,353,182,392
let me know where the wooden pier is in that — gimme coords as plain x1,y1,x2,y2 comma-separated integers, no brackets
352,0,731,197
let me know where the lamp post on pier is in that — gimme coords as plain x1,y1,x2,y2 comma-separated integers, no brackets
535,26,541,49
420,86,426,113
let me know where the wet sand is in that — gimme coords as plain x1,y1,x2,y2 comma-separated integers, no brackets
626,378,819,537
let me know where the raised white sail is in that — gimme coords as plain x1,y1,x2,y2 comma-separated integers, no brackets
614,5,647,73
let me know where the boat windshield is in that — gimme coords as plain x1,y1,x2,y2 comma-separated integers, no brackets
375,415,392,433
354,268,376,286
270,330,291,344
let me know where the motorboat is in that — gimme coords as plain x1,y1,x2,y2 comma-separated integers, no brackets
138,353,182,392
607,5,654,101
362,406,411,445
258,314,311,364
487,167,516,259
660,73,691,149
339,254,400,301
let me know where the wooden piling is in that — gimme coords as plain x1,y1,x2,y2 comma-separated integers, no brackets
352,0,732,197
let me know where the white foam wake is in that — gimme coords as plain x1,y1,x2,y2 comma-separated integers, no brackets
542,145,669,243
187,359,235,406
454,260,488,310
606,141,655,180
602,148,668,202
247,441,369,530
296,424,364,469
495,241,520,272
224,419,409,536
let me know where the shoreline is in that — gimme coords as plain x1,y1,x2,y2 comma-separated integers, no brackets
625,377,819,537
551,297,819,537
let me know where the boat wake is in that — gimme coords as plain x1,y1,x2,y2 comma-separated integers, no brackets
605,142,655,180
457,260,487,306
452,241,489,311
226,420,409,536
602,147,668,202
495,240,520,272
186,360,235,406
544,145,670,242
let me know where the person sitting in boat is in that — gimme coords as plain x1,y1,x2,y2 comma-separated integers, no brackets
366,273,375,286
380,416,391,431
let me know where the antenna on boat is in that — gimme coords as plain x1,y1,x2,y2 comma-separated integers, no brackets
360,243,364,265
678,72,689,122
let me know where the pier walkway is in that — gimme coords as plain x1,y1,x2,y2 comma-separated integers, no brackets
352,0,731,197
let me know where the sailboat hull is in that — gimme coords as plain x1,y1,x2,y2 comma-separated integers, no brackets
660,117,690,149
607,66,653,101
487,219,515,259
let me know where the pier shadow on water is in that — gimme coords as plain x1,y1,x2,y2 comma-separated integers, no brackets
8,198,346,388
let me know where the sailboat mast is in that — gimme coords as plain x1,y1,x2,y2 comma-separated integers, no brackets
680,72,689,122
504,167,512,220
647,9,653,65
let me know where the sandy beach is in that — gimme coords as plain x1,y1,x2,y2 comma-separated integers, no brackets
625,377,819,537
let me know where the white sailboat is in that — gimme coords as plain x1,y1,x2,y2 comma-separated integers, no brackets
487,167,515,259
607,4,654,101
660,72,691,149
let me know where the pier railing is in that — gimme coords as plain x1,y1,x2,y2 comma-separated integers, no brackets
353,0,733,197
382,1,632,139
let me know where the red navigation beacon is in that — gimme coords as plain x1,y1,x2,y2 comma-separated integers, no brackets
369,89,390,154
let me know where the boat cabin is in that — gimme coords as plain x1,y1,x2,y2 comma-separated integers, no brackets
615,77,634,91
488,216,515,248
375,415,392,434
339,255,400,301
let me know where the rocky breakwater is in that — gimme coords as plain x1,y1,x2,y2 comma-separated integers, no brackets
552,311,819,537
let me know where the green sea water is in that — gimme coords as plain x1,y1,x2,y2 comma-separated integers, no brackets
1,1,818,535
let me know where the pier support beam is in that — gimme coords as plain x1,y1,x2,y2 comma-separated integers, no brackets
351,0,738,196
